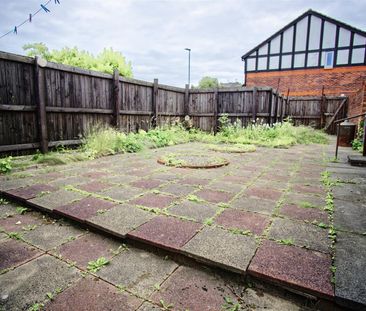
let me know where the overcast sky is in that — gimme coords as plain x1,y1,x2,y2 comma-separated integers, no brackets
1,0,365,87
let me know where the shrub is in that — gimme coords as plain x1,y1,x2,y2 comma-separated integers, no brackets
0,157,12,174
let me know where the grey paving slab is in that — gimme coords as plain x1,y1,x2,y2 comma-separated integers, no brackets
0,254,79,311
0,202,18,218
168,200,219,222
334,199,366,234
284,192,325,209
268,218,330,253
182,226,257,273
28,189,86,212
231,196,276,215
100,186,144,202
335,231,366,309
0,178,33,191
23,222,85,251
333,183,366,204
96,246,178,297
49,176,89,188
87,204,155,238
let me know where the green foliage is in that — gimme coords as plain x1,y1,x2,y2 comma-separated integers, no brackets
23,43,133,77
28,303,44,311
351,120,364,153
222,297,240,311
209,144,256,153
8,232,23,240
16,206,28,214
87,257,109,272
277,238,294,246
0,157,12,174
197,76,220,89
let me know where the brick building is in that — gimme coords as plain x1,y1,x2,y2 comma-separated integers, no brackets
242,10,366,100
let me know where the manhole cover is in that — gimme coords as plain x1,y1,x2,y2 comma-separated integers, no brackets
209,144,256,153
157,153,229,169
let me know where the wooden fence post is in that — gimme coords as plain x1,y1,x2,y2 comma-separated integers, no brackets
274,91,279,124
152,79,159,128
252,87,258,123
213,88,219,134
268,89,273,125
112,70,121,128
184,84,189,116
320,86,326,128
34,56,48,153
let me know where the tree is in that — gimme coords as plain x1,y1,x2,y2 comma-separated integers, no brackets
23,43,133,77
197,76,220,89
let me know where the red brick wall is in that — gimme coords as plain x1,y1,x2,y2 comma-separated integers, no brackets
348,83,366,124
246,66,366,97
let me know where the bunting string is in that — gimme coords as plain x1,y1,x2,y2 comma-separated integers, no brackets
0,0,61,40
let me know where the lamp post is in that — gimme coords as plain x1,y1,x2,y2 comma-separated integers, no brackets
185,48,191,87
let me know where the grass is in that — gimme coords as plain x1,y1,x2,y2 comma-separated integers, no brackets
87,257,109,272
4,117,329,172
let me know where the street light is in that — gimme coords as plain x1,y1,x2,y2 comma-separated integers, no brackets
185,48,191,87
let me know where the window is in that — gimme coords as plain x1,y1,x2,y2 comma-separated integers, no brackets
281,55,292,69
295,17,308,51
258,44,268,55
308,16,322,50
338,28,351,47
322,22,336,49
258,57,267,70
324,51,334,68
269,56,280,69
282,27,294,53
294,53,305,68
351,48,365,64
307,52,319,67
270,36,281,54
246,58,256,71
336,49,349,65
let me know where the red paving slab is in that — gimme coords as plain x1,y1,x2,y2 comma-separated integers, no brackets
151,266,237,311
5,184,57,200
54,197,117,222
0,239,41,271
129,193,176,209
244,187,283,201
221,175,250,184
0,213,44,232
54,233,119,269
248,240,334,299
280,204,329,224
128,216,202,251
130,179,164,189
215,209,270,235
77,181,113,192
44,277,142,311
196,189,235,203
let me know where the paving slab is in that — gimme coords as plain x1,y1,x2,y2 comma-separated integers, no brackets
82,171,109,179
0,254,79,311
180,177,210,186
87,204,155,238
55,197,117,222
291,183,325,196
101,174,139,184
128,216,202,251
159,183,197,197
168,200,219,222
231,196,277,215
248,240,333,299
5,184,57,200
244,187,283,201
44,277,142,311
284,192,324,209
0,212,45,232
151,265,238,311
333,199,366,234
0,178,33,191
333,183,366,204
0,202,19,218
182,226,257,273
195,188,235,203
136,302,162,310
208,180,244,193
130,179,164,190
268,218,330,253
49,175,88,188
53,232,121,269
335,231,366,309
129,193,176,209
77,180,113,192
96,246,178,297
280,204,329,224
0,239,42,271
28,189,86,212
215,209,270,235
100,185,144,202
23,222,84,251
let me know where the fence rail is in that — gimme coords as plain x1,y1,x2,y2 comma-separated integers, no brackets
0,51,347,153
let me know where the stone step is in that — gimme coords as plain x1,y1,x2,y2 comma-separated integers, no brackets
348,155,366,167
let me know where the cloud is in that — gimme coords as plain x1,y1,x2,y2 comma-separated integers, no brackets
0,0,365,87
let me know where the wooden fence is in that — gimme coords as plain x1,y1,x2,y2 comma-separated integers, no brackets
0,51,347,153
